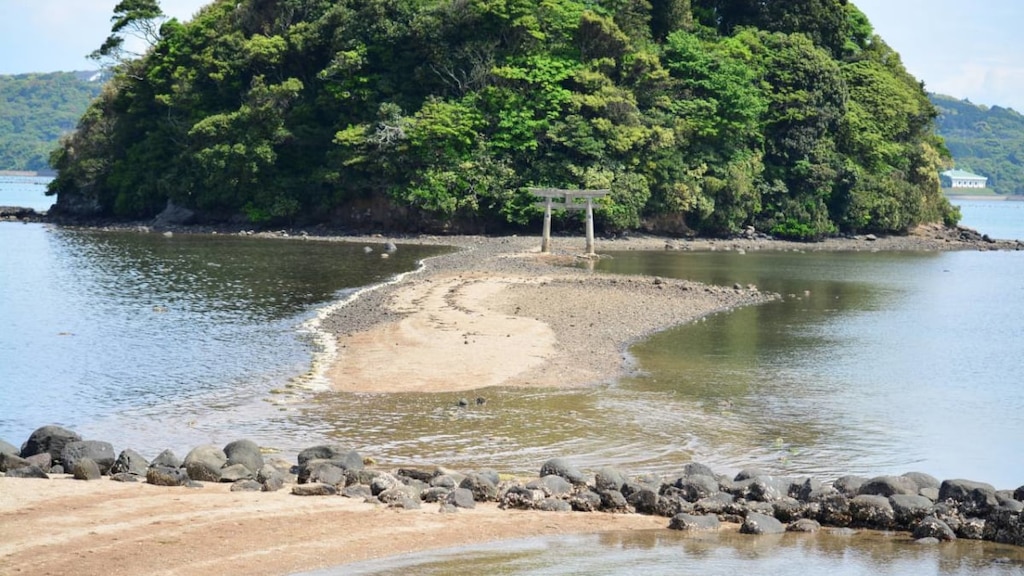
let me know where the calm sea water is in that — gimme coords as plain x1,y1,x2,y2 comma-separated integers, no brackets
3,178,1024,573
0,202,446,454
0,175,54,212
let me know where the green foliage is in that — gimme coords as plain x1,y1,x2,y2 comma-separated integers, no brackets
931,93,1024,195
0,72,104,172
47,0,958,236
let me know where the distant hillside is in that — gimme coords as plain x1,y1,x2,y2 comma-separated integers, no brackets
0,72,104,172
930,93,1024,195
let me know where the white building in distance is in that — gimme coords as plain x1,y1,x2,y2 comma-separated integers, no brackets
941,169,988,189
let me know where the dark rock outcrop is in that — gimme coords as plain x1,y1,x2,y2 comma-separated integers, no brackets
20,425,82,465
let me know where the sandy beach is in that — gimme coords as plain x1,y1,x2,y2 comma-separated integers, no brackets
2,226,1019,576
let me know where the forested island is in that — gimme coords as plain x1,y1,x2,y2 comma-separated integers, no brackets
43,0,960,238
0,72,103,173
931,93,1024,196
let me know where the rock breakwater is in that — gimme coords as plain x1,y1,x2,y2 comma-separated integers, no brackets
3,425,1023,548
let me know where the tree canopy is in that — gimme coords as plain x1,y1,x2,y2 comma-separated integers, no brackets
48,0,959,238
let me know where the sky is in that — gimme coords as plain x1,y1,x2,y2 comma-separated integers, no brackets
1,0,1023,111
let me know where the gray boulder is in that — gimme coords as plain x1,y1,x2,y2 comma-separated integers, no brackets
674,474,720,502
292,483,337,496
747,475,791,502
627,488,660,515
61,440,115,475
257,464,287,485
341,485,372,499
20,425,82,464
771,497,806,522
814,492,852,526
958,517,986,540
539,458,588,485
833,475,867,498
902,471,940,492
146,466,189,486
262,475,286,492
72,458,102,480
740,512,786,535
298,460,346,486
859,475,917,497
378,486,421,507
793,478,822,501
6,465,48,479
421,486,451,503
913,516,957,541
939,479,999,517
850,494,895,528
25,453,52,472
370,472,402,496
890,494,935,528
460,472,498,502
528,474,573,497
569,489,602,512
695,492,735,515
500,484,545,510
231,479,263,492
183,445,227,482
223,439,264,475
110,449,150,476
599,489,630,513
669,513,720,532
787,518,822,533
447,487,477,509
0,452,33,473
594,467,628,492
296,445,363,470
219,463,255,482
150,449,182,469
110,472,139,483
983,507,1024,546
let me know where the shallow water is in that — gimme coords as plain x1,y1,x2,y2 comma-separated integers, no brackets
302,530,1024,576
0,222,445,454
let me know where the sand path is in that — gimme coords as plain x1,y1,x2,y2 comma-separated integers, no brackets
328,274,558,392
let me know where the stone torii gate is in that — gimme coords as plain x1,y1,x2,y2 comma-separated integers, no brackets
530,187,610,255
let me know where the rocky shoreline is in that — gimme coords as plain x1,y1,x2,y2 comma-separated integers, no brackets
3,425,1024,549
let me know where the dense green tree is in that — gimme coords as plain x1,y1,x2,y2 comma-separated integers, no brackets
47,0,958,237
